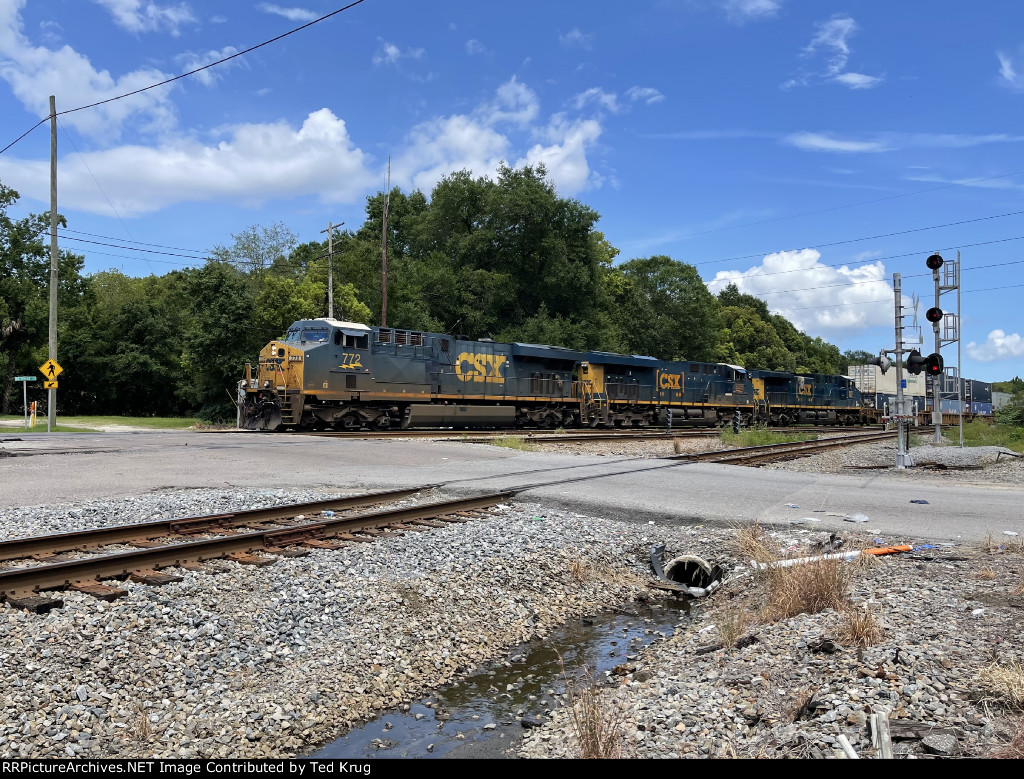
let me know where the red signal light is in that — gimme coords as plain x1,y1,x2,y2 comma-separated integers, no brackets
924,353,944,376
926,253,944,270
926,307,943,323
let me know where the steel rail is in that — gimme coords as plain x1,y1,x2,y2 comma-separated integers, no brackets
0,492,513,599
665,431,897,465
0,486,436,563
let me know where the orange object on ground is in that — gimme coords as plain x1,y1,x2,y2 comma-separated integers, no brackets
861,544,913,556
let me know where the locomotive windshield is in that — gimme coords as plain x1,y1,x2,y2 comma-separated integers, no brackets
284,327,330,343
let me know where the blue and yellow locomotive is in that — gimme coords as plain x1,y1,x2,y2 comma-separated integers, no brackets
237,319,873,431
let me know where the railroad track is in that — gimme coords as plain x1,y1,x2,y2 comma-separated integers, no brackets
665,430,897,466
0,490,512,613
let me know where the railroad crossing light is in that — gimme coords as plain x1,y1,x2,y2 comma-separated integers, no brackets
867,355,892,374
926,307,943,324
926,253,944,270
906,349,927,375
924,353,944,376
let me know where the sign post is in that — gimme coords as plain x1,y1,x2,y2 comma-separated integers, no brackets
38,359,63,432
14,376,36,430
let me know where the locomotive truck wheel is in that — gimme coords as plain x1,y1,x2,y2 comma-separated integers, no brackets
340,414,361,430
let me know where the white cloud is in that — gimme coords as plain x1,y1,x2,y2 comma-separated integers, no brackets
517,116,604,194
998,50,1024,91
834,72,882,89
256,3,318,23
91,0,195,35
0,0,178,138
465,39,487,55
559,28,593,50
175,46,241,87
571,87,620,114
0,109,375,216
788,15,884,90
372,39,425,66
707,249,895,333
967,330,1024,362
785,131,1024,154
626,86,665,104
721,0,783,23
786,133,889,153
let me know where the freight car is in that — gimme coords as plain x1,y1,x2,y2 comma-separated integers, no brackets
237,319,874,431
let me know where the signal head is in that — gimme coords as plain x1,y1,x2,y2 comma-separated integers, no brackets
925,353,944,376
926,307,943,324
906,349,926,375
926,253,944,270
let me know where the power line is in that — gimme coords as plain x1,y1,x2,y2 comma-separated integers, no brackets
0,0,370,155
59,228,207,254
690,208,1024,269
667,169,1024,243
57,235,211,260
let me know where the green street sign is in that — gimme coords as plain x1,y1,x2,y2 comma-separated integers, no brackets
14,376,36,382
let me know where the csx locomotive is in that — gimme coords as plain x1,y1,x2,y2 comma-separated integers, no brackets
237,318,875,431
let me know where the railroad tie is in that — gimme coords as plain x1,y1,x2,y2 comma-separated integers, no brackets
224,552,276,567
129,570,185,586
408,519,447,528
5,595,64,613
69,582,128,601
298,539,347,550
264,546,311,557
332,533,376,543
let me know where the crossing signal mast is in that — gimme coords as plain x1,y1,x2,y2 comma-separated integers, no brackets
923,252,964,447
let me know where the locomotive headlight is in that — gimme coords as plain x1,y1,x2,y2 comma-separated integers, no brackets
263,380,272,388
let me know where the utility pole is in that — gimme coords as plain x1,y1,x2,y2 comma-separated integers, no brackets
47,95,58,434
381,156,390,328
319,220,344,319
892,273,913,469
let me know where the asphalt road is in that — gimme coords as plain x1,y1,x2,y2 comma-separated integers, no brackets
1,430,1020,544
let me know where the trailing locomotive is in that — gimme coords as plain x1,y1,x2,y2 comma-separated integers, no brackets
237,319,874,431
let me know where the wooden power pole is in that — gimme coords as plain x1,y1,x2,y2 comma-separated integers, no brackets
47,95,58,433
319,220,344,319
381,156,390,328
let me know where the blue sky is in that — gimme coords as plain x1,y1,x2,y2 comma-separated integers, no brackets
1,0,1023,382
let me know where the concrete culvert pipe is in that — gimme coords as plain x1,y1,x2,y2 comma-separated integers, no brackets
663,555,726,597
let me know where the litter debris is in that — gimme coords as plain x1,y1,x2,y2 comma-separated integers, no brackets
843,513,869,523
971,608,985,617
1003,531,1020,537
801,517,822,523
909,500,930,505
862,544,913,556
785,503,801,509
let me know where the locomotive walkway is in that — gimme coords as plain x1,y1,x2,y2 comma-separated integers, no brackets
1,430,1021,543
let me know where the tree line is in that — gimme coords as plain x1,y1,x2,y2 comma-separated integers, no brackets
2,167,896,421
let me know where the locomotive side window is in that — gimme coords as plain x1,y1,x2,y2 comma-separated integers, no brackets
440,339,450,353
689,363,699,373
334,331,342,346
302,327,329,342
341,334,369,349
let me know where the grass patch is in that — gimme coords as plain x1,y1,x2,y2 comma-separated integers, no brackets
990,722,1024,759
734,523,777,565
978,661,1024,711
761,558,850,621
945,420,1024,453
721,429,818,447
562,661,627,759
1,425,100,433
712,603,757,648
976,568,998,580
839,605,883,649
490,435,534,451
0,415,198,430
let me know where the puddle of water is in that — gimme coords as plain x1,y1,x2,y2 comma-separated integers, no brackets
308,598,690,760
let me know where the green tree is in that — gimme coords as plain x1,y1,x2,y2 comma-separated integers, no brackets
715,306,795,371
211,222,298,275
608,255,720,361
997,390,1024,427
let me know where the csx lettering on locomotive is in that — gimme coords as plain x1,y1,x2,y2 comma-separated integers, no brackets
658,372,683,390
455,353,507,383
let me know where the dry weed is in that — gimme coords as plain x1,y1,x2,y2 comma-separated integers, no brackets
712,603,757,648
840,605,883,649
989,721,1024,759
735,523,777,565
568,559,590,582
1012,575,1024,596
853,551,882,571
978,661,1024,710
762,558,850,621
672,438,683,455
980,533,1001,555
976,568,998,581
134,707,152,741
562,662,628,759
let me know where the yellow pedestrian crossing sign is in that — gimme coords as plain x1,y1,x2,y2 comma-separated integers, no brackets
39,359,63,380
44,380,58,390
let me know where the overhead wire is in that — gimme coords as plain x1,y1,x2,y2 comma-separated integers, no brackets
0,0,370,155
